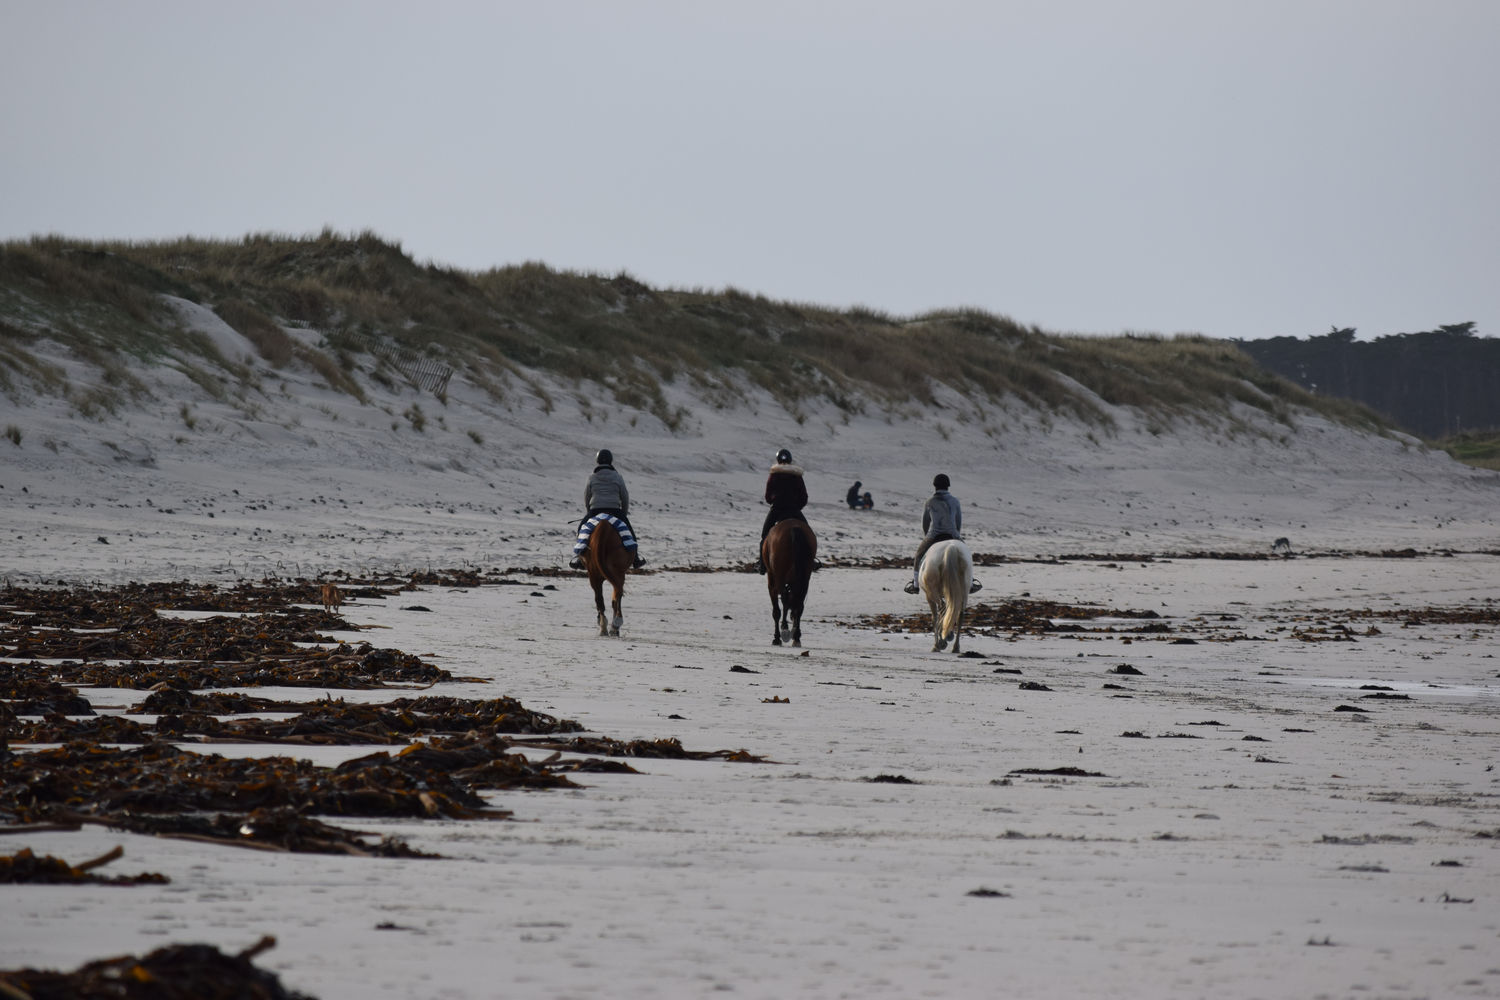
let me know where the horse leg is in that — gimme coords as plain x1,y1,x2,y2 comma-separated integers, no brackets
592,577,609,636
951,601,964,654
786,583,803,647
770,590,783,646
930,596,947,652
609,577,623,636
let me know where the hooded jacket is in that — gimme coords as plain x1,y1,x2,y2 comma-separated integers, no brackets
585,465,629,512
922,489,961,539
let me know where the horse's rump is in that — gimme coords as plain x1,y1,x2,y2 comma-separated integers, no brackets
920,539,973,647
764,518,816,577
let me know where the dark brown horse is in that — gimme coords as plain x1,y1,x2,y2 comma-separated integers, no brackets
581,519,631,636
762,518,817,647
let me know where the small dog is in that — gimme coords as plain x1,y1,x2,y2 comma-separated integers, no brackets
319,583,344,614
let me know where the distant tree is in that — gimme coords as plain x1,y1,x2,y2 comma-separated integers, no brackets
1238,321,1494,437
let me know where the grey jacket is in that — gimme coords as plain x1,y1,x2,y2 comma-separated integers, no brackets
585,466,629,512
921,490,962,539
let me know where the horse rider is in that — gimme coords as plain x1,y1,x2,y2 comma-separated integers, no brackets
904,473,982,595
756,447,810,574
569,448,646,570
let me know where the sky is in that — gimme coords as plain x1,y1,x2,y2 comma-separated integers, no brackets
2,0,1496,341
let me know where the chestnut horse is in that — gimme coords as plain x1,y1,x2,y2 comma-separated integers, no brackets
762,518,817,647
581,519,631,636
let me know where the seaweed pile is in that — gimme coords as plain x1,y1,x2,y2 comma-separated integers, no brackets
0,845,166,885
0,936,316,1000
0,578,468,688
6,689,585,745
848,598,1165,638
1,579,769,857
1319,604,1500,626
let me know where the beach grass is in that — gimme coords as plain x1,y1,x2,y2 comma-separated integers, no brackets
1,231,1394,436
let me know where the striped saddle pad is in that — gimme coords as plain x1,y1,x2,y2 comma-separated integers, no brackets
574,513,637,555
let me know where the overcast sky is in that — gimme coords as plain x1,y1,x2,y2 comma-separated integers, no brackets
3,1,1495,341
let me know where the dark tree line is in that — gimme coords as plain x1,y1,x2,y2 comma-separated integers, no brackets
1237,322,1499,438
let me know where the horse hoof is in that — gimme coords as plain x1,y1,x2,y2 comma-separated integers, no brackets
772,637,782,646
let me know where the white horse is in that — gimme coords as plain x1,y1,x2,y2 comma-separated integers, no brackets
918,539,973,653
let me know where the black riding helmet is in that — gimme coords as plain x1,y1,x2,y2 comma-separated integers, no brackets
776,448,793,464
933,473,950,490
595,448,614,467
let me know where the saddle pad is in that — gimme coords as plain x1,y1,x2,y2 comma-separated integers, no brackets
574,513,637,555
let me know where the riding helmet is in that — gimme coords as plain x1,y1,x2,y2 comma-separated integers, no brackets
595,448,614,466
776,448,793,464
933,473,950,490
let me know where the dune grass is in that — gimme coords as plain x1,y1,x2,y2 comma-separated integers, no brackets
0,231,1394,436
1434,431,1500,471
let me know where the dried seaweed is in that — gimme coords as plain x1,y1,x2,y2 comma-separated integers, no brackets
844,598,1164,638
93,807,442,858
513,735,771,762
2,580,774,860
0,935,316,1000
10,695,585,746
1,581,462,688
43,644,454,690
0,845,167,885
0,675,94,716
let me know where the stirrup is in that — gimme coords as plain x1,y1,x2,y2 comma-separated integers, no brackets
969,580,983,593
755,559,766,575
632,555,647,568
568,558,583,570
903,581,920,594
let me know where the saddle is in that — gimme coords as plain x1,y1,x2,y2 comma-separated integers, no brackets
574,513,637,555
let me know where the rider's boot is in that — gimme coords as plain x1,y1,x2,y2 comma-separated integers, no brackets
969,580,983,593
569,557,584,570
903,577,920,595
632,553,647,569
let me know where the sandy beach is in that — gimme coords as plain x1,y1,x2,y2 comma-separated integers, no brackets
3,322,1499,998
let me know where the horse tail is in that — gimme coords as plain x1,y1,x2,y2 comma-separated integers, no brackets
935,543,969,639
793,521,815,572
774,521,815,609
588,521,628,584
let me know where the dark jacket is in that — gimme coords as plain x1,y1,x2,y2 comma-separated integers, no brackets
765,463,807,512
